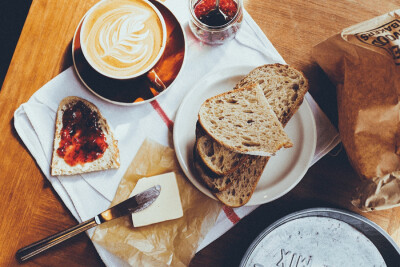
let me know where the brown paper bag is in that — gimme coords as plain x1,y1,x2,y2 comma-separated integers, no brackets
313,10,400,211
91,139,221,266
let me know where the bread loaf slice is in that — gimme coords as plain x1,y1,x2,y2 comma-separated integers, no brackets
198,84,293,156
234,63,308,126
51,96,120,176
193,143,239,192
194,121,247,190
196,135,248,176
195,64,309,207
197,63,308,174
215,156,269,207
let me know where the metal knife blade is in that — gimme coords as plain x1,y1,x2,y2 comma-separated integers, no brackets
96,184,161,223
16,185,161,262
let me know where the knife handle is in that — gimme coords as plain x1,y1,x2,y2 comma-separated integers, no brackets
16,217,98,262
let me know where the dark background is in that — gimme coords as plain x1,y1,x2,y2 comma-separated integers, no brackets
0,1,32,88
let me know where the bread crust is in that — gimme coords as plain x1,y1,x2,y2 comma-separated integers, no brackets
51,96,120,176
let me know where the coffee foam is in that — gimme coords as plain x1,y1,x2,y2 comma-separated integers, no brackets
81,0,165,78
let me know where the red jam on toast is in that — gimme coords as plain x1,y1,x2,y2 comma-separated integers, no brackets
57,101,108,166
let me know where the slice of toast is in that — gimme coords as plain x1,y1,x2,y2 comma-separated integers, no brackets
51,96,120,176
198,84,293,156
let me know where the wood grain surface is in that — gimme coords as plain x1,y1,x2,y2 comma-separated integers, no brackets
0,0,399,266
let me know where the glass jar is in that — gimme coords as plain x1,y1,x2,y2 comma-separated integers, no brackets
189,0,243,45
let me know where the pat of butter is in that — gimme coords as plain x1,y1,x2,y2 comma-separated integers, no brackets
129,172,183,227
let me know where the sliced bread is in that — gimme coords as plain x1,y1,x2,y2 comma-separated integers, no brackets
215,156,269,207
196,135,248,176
193,143,239,192
51,96,120,176
234,63,309,126
195,64,309,207
198,84,293,156
194,121,247,191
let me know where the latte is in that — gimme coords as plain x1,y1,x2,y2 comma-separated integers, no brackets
80,0,166,79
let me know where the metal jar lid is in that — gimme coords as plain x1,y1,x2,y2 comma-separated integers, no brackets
240,207,400,267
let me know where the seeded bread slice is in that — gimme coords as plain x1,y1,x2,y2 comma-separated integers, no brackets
51,96,120,176
215,156,269,207
198,84,293,156
234,63,308,126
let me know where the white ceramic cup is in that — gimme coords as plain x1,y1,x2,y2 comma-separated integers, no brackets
80,0,167,80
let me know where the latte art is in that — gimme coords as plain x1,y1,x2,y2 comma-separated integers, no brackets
81,0,166,78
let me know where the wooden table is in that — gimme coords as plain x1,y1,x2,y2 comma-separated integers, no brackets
1,0,399,266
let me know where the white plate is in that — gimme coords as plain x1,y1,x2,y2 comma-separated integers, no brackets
173,65,317,206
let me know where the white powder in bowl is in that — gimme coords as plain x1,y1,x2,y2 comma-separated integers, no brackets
245,217,386,267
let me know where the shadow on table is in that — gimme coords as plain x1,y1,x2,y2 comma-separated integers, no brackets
304,62,339,128
61,40,73,72
0,0,32,89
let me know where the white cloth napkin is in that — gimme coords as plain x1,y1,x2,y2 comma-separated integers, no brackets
13,1,340,266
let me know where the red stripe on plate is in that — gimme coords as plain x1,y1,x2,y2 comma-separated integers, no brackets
222,205,240,224
150,100,174,132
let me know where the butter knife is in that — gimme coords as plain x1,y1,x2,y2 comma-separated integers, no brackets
16,185,161,262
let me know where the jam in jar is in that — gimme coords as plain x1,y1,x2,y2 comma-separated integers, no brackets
189,0,243,45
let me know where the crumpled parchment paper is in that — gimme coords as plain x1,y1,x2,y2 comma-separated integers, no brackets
92,139,221,266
